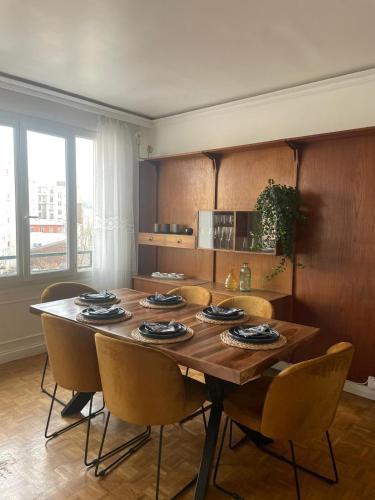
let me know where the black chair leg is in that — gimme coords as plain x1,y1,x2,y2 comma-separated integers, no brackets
156,426,164,500
289,441,301,500
40,355,68,406
326,431,339,483
213,416,244,500
185,367,189,377
94,412,151,477
45,384,104,442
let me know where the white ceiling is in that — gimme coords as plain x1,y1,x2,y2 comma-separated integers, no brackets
1,0,375,119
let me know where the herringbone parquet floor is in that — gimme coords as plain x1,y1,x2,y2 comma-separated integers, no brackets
0,354,374,500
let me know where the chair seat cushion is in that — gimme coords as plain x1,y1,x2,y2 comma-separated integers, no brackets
224,376,273,431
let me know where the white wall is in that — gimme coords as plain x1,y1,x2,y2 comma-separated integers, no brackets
150,69,375,156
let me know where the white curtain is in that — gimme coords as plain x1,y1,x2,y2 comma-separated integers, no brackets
92,116,136,290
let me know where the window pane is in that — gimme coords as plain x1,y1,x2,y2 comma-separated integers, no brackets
0,126,17,276
76,137,94,270
27,131,67,273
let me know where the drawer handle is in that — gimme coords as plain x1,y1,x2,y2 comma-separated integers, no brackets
177,239,182,243
148,237,154,241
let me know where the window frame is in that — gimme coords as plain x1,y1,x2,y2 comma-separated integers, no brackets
0,110,95,289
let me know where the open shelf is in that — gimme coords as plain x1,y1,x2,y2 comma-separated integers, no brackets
138,232,196,249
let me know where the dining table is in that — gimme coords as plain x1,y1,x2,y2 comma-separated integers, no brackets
30,287,320,500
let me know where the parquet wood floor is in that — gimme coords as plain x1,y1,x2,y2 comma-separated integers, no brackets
0,354,374,499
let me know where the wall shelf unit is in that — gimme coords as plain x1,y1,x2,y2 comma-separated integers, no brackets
138,232,196,249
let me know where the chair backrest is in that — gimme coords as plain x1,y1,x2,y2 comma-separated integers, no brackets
41,282,97,303
95,333,189,426
41,314,102,393
217,296,274,318
167,286,211,306
261,342,354,441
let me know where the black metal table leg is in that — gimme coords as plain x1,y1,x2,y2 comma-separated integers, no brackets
194,375,224,500
233,421,273,447
61,392,94,416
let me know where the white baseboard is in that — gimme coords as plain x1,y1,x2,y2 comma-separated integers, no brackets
0,332,46,365
272,362,375,401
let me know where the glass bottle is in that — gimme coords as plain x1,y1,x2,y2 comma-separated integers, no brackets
239,262,251,291
225,269,237,290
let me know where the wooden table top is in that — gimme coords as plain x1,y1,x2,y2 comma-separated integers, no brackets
30,288,319,385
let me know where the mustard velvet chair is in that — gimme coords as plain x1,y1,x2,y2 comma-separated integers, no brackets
94,333,207,498
40,282,97,401
217,295,274,319
41,313,104,465
167,285,211,306
214,342,354,500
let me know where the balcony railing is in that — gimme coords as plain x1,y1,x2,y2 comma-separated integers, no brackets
0,250,92,270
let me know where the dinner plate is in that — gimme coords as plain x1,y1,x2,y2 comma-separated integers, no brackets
229,325,280,344
79,292,117,303
147,294,183,305
139,321,187,339
202,306,244,321
81,307,125,320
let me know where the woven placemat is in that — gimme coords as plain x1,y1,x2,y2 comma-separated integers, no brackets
195,311,249,325
76,310,132,325
139,298,187,310
220,330,287,350
131,326,193,344
74,297,121,306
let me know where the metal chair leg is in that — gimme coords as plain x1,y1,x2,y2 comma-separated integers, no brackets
289,441,301,500
156,426,164,500
94,412,151,477
45,384,104,441
185,367,189,377
202,406,208,432
40,355,68,406
213,416,244,500
326,431,339,483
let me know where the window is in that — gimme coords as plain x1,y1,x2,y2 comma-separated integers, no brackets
0,113,95,284
0,125,17,277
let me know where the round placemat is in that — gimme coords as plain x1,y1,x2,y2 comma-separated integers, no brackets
74,297,121,306
139,298,187,309
76,310,132,325
195,311,249,325
220,330,287,350
131,326,193,344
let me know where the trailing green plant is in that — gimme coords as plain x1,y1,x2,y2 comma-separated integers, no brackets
255,179,306,280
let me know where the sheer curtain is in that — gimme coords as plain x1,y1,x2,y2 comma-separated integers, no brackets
92,116,136,289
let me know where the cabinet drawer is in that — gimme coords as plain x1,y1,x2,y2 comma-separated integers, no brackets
164,234,196,249
138,232,166,246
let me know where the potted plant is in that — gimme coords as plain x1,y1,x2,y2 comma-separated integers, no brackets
255,179,306,279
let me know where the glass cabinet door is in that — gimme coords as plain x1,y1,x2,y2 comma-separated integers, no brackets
198,210,235,250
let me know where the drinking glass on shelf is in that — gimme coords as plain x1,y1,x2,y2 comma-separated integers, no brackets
219,226,225,249
226,227,233,249
229,214,234,226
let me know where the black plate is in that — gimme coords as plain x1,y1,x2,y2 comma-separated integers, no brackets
80,292,117,303
202,307,244,321
139,322,187,339
81,307,125,320
147,294,183,305
229,325,279,344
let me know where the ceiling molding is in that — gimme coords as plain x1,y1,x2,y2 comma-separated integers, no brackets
0,74,153,128
153,68,375,124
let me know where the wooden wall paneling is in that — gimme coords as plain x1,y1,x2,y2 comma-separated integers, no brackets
156,156,215,280
293,134,375,382
215,145,296,294
138,161,158,274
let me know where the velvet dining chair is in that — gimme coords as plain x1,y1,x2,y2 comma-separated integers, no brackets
167,285,211,306
94,333,208,499
40,282,97,402
214,342,354,500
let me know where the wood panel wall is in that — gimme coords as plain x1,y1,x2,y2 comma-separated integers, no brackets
293,134,375,382
215,145,296,293
138,131,375,381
